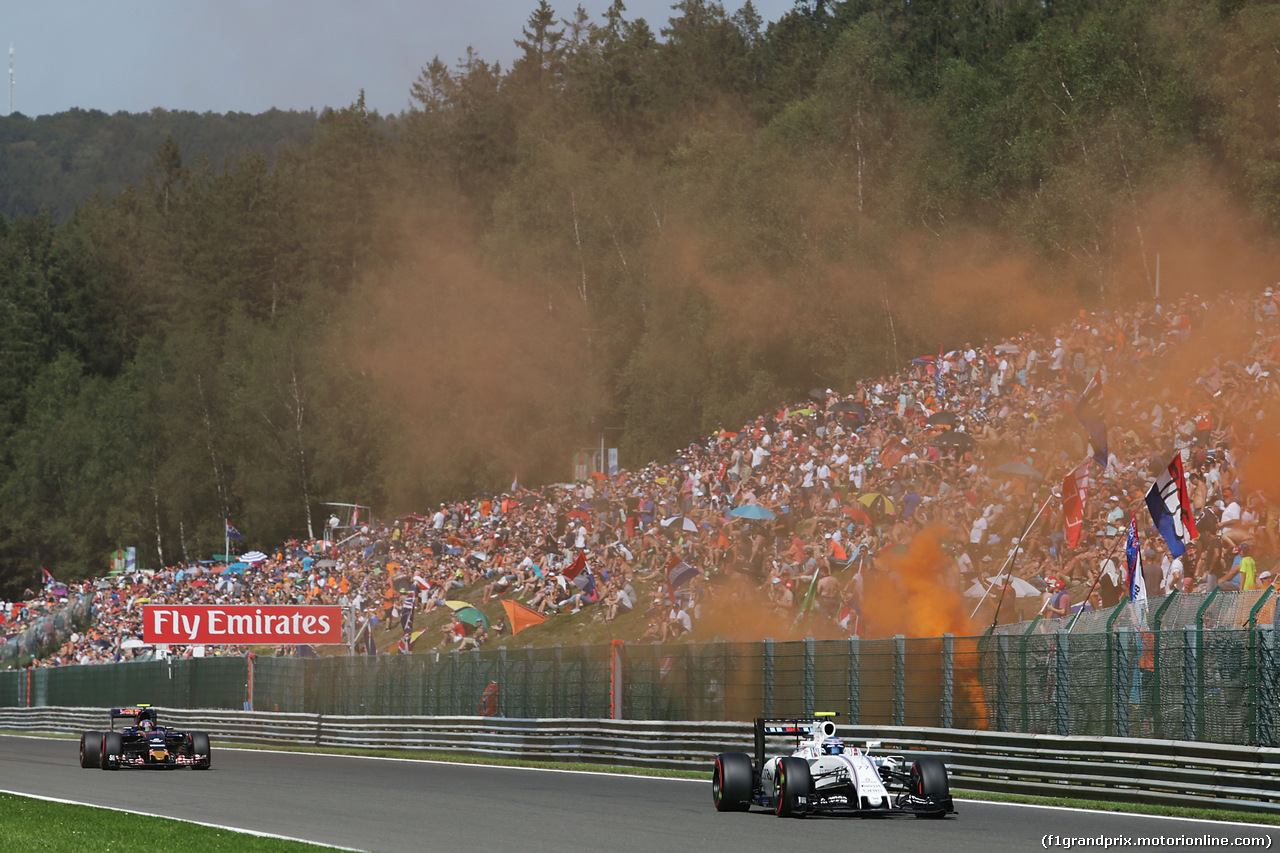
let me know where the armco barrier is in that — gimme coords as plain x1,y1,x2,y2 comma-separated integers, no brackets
4,707,1279,815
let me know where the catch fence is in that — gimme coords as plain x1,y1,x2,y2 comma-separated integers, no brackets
3,623,1279,747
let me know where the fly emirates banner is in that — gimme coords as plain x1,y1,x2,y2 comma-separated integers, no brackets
143,605,343,645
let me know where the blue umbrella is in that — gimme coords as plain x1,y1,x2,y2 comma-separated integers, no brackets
220,562,249,575
731,504,776,521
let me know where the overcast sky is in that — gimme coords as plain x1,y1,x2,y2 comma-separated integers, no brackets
0,1,797,118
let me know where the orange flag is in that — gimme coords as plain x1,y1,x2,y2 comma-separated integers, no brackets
502,599,547,636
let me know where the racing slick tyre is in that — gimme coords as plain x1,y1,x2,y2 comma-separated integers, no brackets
79,732,102,769
712,752,753,812
190,732,212,769
910,756,949,818
774,757,813,818
100,731,123,770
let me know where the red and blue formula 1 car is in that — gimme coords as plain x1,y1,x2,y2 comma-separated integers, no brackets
713,715,954,818
79,705,211,770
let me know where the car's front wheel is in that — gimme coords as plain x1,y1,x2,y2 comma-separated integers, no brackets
79,732,102,769
712,752,753,812
100,732,122,770
910,756,949,818
774,757,812,818
190,732,211,769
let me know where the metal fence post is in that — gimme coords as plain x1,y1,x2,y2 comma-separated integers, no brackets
524,646,534,718
803,638,816,716
1195,591,1218,741
552,645,563,718
1182,626,1197,742
1019,633,1030,733
942,634,954,730
847,637,860,725
1151,592,1179,737
1247,590,1273,745
1114,628,1131,738
763,639,774,718
470,648,482,715
650,643,661,720
1259,626,1276,748
449,649,462,716
581,644,591,718
893,635,905,727
1104,631,1113,736
498,647,509,718
996,634,1010,732
1053,631,1069,736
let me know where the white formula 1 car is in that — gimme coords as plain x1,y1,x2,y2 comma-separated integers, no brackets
712,715,954,818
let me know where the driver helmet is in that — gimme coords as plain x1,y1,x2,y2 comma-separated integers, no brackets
139,718,154,732
821,737,844,755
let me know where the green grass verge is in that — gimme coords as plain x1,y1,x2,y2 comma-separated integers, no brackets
0,793,340,852
949,787,1280,827
6,730,1277,827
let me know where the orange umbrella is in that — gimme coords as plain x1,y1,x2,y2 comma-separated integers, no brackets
502,599,547,636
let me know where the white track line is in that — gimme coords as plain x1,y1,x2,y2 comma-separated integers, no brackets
0,787,363,851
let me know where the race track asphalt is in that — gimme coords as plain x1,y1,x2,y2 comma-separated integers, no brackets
1,734,1275,853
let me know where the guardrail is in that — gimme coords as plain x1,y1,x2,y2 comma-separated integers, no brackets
4,707,1278,815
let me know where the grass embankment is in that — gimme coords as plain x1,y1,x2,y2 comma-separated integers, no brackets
0,792,342,852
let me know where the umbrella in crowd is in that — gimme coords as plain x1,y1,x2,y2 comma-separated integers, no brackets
996,461,1043,481
927,411,958,428
660,515,699,533
842,505,872,524
315,559,337,568
994,343,1020,354
119,638,149,649
566,510,591,521
240,551,269,564
189,579,208,587
830,401,868,422
730,504,776,521
963,574,1043,599
856,493,896,516
452,606,490,631
930,432,973,450
220,563,248,575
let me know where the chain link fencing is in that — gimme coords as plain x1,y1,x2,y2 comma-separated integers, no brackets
2,590,1278,747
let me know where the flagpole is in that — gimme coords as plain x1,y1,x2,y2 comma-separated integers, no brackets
971,485,1059,621
1066,536,1125,633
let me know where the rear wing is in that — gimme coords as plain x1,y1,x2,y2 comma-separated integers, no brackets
109,705,154,731
753,714,838,769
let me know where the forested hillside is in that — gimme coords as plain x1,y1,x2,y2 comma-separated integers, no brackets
2,0,1279,594
0,108,317,221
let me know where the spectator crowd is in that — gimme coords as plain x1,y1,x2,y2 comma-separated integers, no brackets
4,285,1279,667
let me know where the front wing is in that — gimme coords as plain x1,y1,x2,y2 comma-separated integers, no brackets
757,789,953,817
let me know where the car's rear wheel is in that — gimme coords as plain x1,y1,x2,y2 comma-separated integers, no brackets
712,752,753,812
100,732,122,770
911,756,949,818
190,732,211,769
774,757,812,818
79,732,102,769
